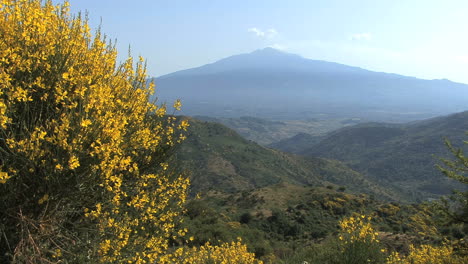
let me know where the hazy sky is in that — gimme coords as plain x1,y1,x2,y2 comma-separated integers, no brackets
64,0,468,83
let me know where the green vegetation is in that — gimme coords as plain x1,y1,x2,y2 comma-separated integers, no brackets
181,183,467,263
173,116,468,262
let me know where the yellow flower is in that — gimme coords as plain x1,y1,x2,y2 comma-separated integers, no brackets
68,155,80,170
81,119,92,127
0,171,11,184
38,194,49,205
52,248,62,258
173,99,182,111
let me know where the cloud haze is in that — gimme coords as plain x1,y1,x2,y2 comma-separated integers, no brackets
248,27,278,39
268,43,286,50
350,33,372,41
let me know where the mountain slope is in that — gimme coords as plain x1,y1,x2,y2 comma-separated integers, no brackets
174,118,396,200
280,111,468,200
268,132,325,153
155,48,468,121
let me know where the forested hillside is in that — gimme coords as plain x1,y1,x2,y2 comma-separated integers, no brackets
271,111,468,201
174,118,396,200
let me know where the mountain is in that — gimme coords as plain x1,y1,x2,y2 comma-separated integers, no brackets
273,111,468,201
174,118,396,200
155,48,468,122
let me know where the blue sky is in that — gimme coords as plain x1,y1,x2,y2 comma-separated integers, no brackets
65,0,468,83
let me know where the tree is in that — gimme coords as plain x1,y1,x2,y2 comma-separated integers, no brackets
437,138,468,226
0,0,189,262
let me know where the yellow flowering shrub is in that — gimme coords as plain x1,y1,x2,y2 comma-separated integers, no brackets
337,214,386,263
0,0,189,263
339,215,379,244
175,238,263,264
386,244,467,264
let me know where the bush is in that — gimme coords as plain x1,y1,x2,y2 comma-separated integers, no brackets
0,0,189,262
335,215,386,264
240,212,253,224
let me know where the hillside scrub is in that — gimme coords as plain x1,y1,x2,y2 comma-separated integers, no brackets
0,0,261,263
281,214,467,264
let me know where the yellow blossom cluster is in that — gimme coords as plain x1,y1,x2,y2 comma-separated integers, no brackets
174,238,263,264
0,171,10,183
339,215,379,244
0,0,189,262
386,244,466,264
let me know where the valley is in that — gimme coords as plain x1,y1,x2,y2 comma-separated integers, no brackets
161,48,468,262
194,115,359,145
171,111,468,262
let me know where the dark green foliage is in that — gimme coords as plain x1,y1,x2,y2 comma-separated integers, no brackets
269,132,325,153
240,212,252,224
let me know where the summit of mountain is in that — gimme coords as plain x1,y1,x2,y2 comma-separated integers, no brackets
160,47,367,78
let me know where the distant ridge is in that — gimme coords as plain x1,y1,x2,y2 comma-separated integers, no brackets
271,111,468,200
